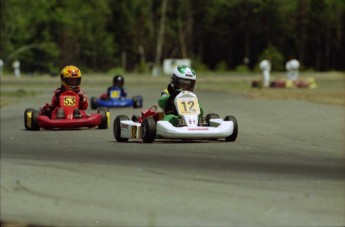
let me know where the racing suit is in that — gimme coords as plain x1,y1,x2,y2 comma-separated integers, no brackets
158,84,203,126
42,87,88,117
100,86,127,100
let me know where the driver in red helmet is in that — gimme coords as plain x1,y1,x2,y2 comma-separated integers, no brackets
42,65,88,119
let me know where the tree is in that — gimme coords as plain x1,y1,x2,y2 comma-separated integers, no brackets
1,0,344,73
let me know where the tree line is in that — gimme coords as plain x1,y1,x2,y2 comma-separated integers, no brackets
1,0,344,74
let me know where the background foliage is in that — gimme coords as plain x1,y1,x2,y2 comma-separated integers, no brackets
1,0,344,74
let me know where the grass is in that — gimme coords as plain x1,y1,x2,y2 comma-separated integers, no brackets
0,71,344,107
0,88,40,108
1,89,39,97
197,72,345,106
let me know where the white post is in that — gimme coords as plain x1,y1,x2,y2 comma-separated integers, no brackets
0,59,3,78
12,60,21,78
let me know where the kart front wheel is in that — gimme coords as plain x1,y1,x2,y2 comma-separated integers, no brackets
98,107,110,129
141,117,156,143
24,108,34,130
224,115,238,142
31,110,40,131
91,97,98,110
113,115,129,142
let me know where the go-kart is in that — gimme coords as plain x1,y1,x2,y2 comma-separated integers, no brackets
113,90,238,143
24,90,110,130
90,87,143,109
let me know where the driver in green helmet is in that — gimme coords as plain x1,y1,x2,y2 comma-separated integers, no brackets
158,65,204,126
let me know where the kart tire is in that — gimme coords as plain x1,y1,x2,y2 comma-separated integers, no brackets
91,97,98,110
113,115,129,142
205,113,220,126
31,110,40,131
24,108,34,130
98,107,109,129
224,115,238,142
141,117,156,143
132,95,143,108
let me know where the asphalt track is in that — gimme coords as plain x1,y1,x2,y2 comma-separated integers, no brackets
1,88,345,226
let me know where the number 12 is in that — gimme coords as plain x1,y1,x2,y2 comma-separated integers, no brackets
181,101,195,112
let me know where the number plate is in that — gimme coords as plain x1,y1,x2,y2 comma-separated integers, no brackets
110,90,120,98
63,96,77,106
176,97,200,116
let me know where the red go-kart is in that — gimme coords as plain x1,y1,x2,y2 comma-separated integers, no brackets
24,90,110,130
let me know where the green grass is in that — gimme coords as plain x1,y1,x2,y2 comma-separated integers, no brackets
244,72,345,106
0,89,40,108
1,89,39,97
1,71,344,107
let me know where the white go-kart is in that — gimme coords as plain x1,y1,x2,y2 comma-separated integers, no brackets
113,90,238,143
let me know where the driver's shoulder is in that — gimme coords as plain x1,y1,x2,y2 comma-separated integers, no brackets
54,88,61,94
161,88,169,96
109,85,121,90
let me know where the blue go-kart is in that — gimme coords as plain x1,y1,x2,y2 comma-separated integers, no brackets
90,87,143,110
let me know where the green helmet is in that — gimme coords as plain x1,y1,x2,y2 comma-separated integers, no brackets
171,65,196,91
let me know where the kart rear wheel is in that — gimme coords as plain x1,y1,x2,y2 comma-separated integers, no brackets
91,97,98,110
98,107,109,129
113,115,129,142
31,110,40,131
205,113,220,126
132,95,143,108
141,117,156,143
224,115,238,142
24,108,34,130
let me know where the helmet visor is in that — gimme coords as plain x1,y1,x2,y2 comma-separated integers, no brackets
65,77,81,87
114,80,124,87
176,78,195,91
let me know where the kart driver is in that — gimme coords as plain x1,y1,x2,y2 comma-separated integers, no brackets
158,65,204,126
101,75,127,100
42,65,88,119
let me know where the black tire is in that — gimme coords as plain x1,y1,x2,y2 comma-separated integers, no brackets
24,108,34,130
224,115,238,142
91,97,98,110
132,95,143,108
31,110,40,131
205,113,220,126
141,117,156,143
113,115,129,142
98,107,109,129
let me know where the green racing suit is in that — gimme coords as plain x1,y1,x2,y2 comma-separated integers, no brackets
158,85,203,126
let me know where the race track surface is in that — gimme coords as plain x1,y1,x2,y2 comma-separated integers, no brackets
1,88,345,226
